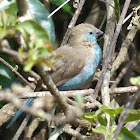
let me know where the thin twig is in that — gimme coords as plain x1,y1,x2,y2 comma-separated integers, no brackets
64,124,88,140
0,56,34,89
111,45,136,89
112,88,140,139
123,5,140,24
61,0,86,46
13,115,30,140
94,0,132,98
24,118,43,139
111,13,140,75
0,46,41,82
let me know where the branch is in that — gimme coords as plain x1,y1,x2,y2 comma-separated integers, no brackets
64,124,89,140
112,87,140,139
0,56,34,90
13,115,30,140
36,63,69,114
15,87,139,99
111,13,140,75
61,0,86,46
0,41,41,83
94,0,132,98
111,47,136,89
100,0,116,117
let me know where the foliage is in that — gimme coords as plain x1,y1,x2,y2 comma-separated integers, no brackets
130,76,140,86
82,100,140,140
0,0,139,140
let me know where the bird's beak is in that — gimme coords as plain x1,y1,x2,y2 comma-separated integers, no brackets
96,29,103,37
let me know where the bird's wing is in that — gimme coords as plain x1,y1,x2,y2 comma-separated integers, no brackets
50,45,86,87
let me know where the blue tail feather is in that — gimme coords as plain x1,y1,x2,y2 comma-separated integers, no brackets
6,98,35,128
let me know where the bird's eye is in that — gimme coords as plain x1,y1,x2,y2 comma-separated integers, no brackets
89,31,93,35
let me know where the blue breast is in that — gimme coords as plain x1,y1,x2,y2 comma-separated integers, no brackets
58,43,101,91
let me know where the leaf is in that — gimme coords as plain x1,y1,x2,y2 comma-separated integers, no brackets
114,0,120,21
49,0,73,15
98,114,107,127
125,110,140,123
17,20,50,48
27,0,55,45
130,76,140,86
101,106,123,118
95,108,107,126
132,123,140,137
100,100,123,118
118,127,137,140
109,99,120,109
82,112,97,123
0,2,17,39
0,0,15,11
92,125,107,134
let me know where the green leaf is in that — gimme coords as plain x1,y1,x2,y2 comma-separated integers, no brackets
82,112,97,123
17,20,49,48
50,0,73,15
100,100,123,118
0,0,15,11
109,99,120,109
118,127,137,140
130,76,140,86
27,0,55,45
98,114,107,127
95,109,107,126
17,20,55,71
92,125,107,134
4,1,18,16
132,123,140,137
125,110,140,123
114,0,120,21
0,2,17,39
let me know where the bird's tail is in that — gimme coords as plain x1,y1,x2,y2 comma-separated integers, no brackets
6,98,34,128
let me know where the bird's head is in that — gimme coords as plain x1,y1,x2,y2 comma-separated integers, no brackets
68,23,103,46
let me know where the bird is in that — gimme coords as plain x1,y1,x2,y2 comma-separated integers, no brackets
7,23,103,128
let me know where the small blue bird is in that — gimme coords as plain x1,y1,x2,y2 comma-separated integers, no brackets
7,23,103,128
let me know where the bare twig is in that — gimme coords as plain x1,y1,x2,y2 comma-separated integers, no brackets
0,56,34,90
110,86,138,94
64,124,88,140
61,0,86,46
101,0,115,113
111,13,140,75
13,87,139,99
36,63,69,114
112,88,140,139
123,5,140,24
13,115,30,140
100,0,116,133
0,91,52,121
24,117,44,139
111,46,136,89
0,103,17,127
94,0,132,98
0,85,139,127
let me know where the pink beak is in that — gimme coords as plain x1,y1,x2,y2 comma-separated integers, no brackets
96,29,103,37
